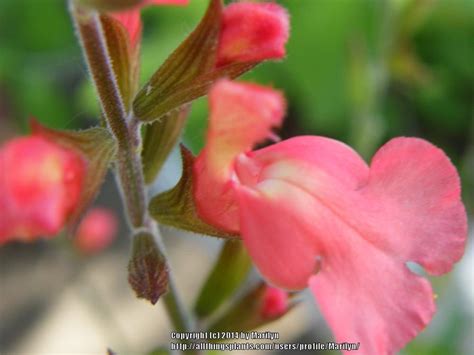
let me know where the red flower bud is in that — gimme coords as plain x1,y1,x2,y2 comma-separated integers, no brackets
217,2,289,67
74,207,118,254
0,135,86,244
260,285,289,319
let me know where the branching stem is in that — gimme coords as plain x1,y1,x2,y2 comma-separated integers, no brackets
69,2,198,352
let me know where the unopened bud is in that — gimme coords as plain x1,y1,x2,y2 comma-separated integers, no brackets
217,2,290,67
209,282,295,332
128,231,168,304
260,285,289,319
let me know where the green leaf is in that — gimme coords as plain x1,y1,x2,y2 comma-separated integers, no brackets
134,61,256,123
128,231,169,305
149,145,238,238
142,106,189,184
31,119,117,229
133,0,224,122
194,240,252,319
208,282,297,333
100,13,137,112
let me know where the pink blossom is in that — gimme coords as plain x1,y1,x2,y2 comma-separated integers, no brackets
194,80,285,232
74,207,118,254
260,285,289,319
217,2,289,67
193,80,467,354
0,135,86,244
111,0,189,50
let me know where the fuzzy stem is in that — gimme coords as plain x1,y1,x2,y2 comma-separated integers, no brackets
70,2,146,227
69,0,197,346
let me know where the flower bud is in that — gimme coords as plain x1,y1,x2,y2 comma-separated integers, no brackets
128,231,168,304
74,207,118,254
260,285,289,319
208,282,295,332
217,2,290,67
0,135,86,244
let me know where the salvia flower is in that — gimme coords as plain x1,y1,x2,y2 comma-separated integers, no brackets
0,135,86,244
193,80,467,354
216,2,290,67
74,207,118,254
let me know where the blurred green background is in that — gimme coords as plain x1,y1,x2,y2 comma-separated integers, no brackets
0,0,473,354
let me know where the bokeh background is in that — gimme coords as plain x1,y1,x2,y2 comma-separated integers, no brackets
0,0,473,354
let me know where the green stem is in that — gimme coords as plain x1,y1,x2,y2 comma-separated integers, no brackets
69,0,198,348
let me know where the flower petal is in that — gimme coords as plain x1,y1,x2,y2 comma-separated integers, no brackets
363,137,467,275
237,180,322,290
194,80,285,232
238,176,436,355
308,227,435,355
237,136,369,191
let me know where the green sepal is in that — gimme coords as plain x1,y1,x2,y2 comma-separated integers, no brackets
134,61,256,123
128,230,169,305
194,240,252,319
208,282,298,333
142,106,190,184
133,0,222,123
30,119,117,229
99,13,138,112
149,145,238,239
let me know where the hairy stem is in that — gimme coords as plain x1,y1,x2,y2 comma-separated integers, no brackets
70,2,145,227
69,0,197,346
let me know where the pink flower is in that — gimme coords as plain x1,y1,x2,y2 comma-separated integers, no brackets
260,285,289,319
0,135,86,244
111,0,189,50
193,80,467,354
74,207,118,254
216,2,289,67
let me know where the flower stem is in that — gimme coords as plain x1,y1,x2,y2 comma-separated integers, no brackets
69,0,198,347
